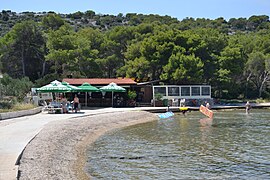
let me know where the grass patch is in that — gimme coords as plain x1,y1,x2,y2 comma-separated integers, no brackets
255,98,270,103
218,98,270,104
0,103,37,113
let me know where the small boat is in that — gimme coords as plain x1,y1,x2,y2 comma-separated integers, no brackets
158,111,174,119
199,105,213,119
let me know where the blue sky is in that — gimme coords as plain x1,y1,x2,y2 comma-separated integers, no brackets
1,0,270,20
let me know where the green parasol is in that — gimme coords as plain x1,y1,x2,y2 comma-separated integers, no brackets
77,82,100,107
62,81,81,92
36,80,71,93
100,82,126,107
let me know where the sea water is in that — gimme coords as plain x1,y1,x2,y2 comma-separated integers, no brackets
86,109,270,179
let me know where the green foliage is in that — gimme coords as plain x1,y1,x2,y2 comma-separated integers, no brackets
245,52,270,97
127,90,137,100
0,74,33,101
0,20,45,80
42,13,65,31
154,93,163,101
0,100,14,109
0,102,36,112
35,73,60,87
161,53,204,84
0,11,270,100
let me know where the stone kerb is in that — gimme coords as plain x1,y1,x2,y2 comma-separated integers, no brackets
0,107,42,120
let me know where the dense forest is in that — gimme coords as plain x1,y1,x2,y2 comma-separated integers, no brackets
0,10,270,100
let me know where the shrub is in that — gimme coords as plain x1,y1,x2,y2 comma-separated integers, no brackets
127,90,137,100
0,100,14,109
0,74,33,101
155,93,163,101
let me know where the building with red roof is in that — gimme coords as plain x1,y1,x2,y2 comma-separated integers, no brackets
62,78,136,87
62,78,144,107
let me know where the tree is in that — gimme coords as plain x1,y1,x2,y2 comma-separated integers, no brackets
247,15,269,31
216,46,245,98
46,24,77,76
228,17,247,31
192,28,227,84
0,20,45,81
245,52,270,97
74,28,103,77
161,53,204,84
118,57,150,79
84,10,96,19
98,26,135,77
41,13,65,31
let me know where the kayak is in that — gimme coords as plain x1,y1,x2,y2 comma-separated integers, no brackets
158,111,174,119
199,105,213,119
179,107,189,111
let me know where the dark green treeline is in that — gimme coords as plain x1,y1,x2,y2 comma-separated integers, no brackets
0,10,270,99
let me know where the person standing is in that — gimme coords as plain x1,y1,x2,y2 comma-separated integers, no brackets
180,98,185,107
245,101,251,114
73,94,80,113
61,95,68,113
206,101,210,109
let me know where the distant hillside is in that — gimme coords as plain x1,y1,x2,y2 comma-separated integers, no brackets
0,10,269,36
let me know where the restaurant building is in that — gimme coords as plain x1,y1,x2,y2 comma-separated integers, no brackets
63,78,212,107
63,78,138,107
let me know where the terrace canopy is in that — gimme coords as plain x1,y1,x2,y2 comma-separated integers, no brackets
36,80,71,93
77,82,100,107
100,82,126,107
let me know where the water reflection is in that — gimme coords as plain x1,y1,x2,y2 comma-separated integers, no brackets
199,117,213,127
86,109,270,179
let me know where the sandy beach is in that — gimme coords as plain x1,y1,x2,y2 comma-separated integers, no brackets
18,111,157,179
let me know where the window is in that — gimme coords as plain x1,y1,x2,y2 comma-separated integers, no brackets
168,87,179,96
191,87,200,96
201,86,210,96
154,87,166,96
181,87,190,96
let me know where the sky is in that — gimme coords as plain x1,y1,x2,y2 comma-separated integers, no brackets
1,0,270,20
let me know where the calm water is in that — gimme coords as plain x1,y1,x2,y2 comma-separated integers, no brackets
86,109,270,179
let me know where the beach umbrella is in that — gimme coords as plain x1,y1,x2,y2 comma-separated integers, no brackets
77,82,100,107
62,81,81,92
50,80,62,85
36,80,71,93
100,82,126,107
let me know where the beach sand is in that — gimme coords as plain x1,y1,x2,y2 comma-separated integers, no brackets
18,111,157,179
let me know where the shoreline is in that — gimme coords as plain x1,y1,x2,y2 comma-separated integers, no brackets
18,111,157,179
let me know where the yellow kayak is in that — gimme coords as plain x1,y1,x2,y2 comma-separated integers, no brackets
179,107,188,111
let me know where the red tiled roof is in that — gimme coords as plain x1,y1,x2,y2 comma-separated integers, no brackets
62,78,137,86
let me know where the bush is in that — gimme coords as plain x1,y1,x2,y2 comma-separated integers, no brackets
0,100,14,109
127,90,137,100
0,102,36,113
0,74,33,101
154,93,163,101
12,103,36,111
